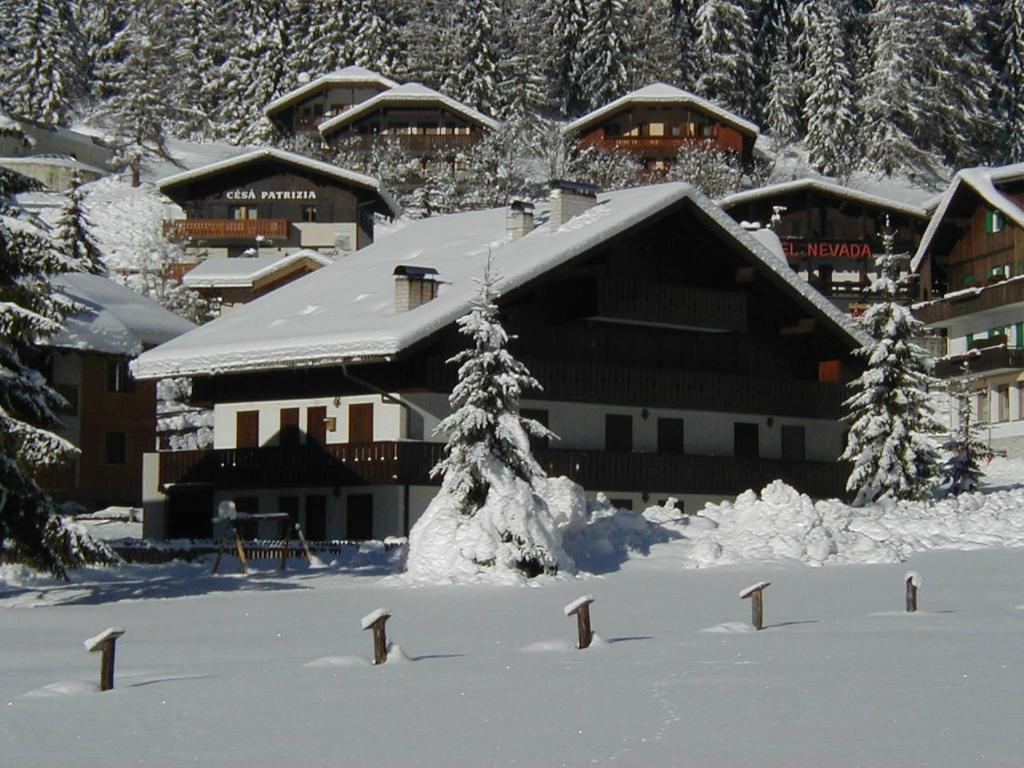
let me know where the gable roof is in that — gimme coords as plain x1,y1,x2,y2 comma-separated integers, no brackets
911,162,1024,273
264,66,399,118
48,273,195,356
183,251,334,289
563,83,759,139
132,184,863,380
317,83,500,137
157,148,401,218
719,178,929,220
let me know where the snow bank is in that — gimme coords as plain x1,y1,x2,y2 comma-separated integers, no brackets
668,480,1024,569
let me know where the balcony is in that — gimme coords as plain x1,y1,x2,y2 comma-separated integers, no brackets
158,441,849,500
163,218,291,242
933,345,1024,378
579,133,744,155
913,277,1024,326
340,134,481,154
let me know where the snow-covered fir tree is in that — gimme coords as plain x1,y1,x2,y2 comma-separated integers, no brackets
998,0,1024,162
841,223,940,505
545,0,589,115
695,0,754,117
1,0,83,125
669,0,702,91
802,1,859,178
940,361,988,495
577,0,637,111
666,143,742,197
431,263,554,516
753,0,791,124
446,0,504,114
54,174,104,275
764,37,801,143
349,0,405,76
298,0,354,75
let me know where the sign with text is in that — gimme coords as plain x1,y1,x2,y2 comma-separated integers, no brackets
225,189,318,201
782,240,873,260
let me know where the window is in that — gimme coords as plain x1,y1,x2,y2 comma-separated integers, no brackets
781,425,806,461
648,122,665,137
998,386,1010,422
977,390,989,423
657,418,685,454
301,205,317,222
605,414,633,452
984,209,1005,234
107,359,135,393
734,422,759,458
236,410,259,448
229,205,258,220
605,123,621,137
966,333,975,347
105,432,126,464
818,360,841,383
670,125,682,137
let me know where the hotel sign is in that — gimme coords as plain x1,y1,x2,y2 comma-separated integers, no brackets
781,240,872,260
225,188,318,201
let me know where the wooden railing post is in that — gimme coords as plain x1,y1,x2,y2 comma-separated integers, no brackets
739,581,771,630
361,609,391,665
84,628,125,692
564,595,595,650
905,571,920,613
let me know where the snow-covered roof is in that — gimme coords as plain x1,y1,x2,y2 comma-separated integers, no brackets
911,162,1024,273
183,251,334,288
47,273,195,356
132,183,863,380
264,66,399,117
719,178,929,219
562,83,759,139
0,155,106,174
157,148,401,218
318,83,500,136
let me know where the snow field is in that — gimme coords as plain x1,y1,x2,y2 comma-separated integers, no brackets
3,548,1024,767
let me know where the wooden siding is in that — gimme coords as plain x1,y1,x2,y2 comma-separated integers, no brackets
943,205,1023,289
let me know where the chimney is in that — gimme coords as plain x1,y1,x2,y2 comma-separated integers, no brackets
548,179,599,230
393,265,439,313
507,199,535,240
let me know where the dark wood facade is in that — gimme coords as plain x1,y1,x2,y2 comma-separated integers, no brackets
267,81,392,136
320,106,489,156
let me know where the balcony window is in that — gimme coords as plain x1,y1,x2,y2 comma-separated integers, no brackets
670,125,682,137
301,205,317,223
648,122,665,137
984,209,1005,234
998,386,1010,422
230,206,258,220
107,359,135,393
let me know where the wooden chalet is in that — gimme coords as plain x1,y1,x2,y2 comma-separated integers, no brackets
318,83,499,156
36,274,195,509
264,66,398,137
159,148,399,258
562,83,759,170
912,163,1024,455
132,182,862,543
720,179,930,310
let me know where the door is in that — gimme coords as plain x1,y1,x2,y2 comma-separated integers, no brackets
280,408,300,448
346,494,374,541
605,414,633,452
657,417,685,453
304,495,326,541
348,403,374,443
306,406,327,446
236,410,259,448
734,422,759,458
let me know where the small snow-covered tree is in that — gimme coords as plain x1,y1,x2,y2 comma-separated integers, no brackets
940,361,988,495
54,173,104,275
841,223,940,505
432,263,554,514
666,142,742,197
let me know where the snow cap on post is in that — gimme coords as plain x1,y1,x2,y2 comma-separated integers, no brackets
564,595,595,616
84,627,125,652
738,581,771,599
361,608,391,631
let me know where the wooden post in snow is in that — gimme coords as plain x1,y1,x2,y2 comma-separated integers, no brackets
739,581,771,631
905,571,920,613
362,609,391,665
84,627,125,692
295,523,314,564
564,595,595,650
233,528,249,575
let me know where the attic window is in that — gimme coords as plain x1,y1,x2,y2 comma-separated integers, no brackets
985,209,1005,234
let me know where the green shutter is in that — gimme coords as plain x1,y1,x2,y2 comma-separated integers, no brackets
962,274,975,285
967,333,975,346
985,210,993,233
1016,323,1023,348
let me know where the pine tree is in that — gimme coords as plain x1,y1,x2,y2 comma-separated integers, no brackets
695,0,754,117
998,0,1024,161
753,0,791,124
1,0,83,125
940,362,988,495
841,223,940,505
669,0,701,91
666,143,742,197
802,1,858,178
577,0,637,111
300,0,354,75
446,0,504,114
350,0,405,76
764,37,801,142
431,262,554,516
546,0,589,114
54,174,104,275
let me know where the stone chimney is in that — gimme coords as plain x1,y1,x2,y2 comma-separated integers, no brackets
548,179,599,230
506,199,535,240
394,265,439,313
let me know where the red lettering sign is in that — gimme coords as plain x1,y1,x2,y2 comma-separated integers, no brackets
784,241,873,260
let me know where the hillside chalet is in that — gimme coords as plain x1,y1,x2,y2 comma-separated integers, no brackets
132,182,862,542
318,83,499,156
159,148,399,258
562,83,759,170
720,179,930,311
264,66,399,137
912,163,1024,455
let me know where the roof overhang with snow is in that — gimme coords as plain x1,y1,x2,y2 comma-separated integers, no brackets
183,251,334,289
264,67,399,119
911,163,1024,273
719,178,929,220
132,184,864,380
318,84,500,137
562,83,759,139
157,148,401,218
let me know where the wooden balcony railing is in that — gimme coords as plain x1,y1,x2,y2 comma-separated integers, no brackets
913,278,1024,325
339,133,481,154
934,346,1024,378
579,133,744,155
163,219,290,241
158,441,849,500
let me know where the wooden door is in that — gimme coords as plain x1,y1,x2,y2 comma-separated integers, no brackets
236,410,259,448
346,494,374,541
734,422,759,458
348,403,374,443
304,495,326,541
306,406,327,446
280,408,300,448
